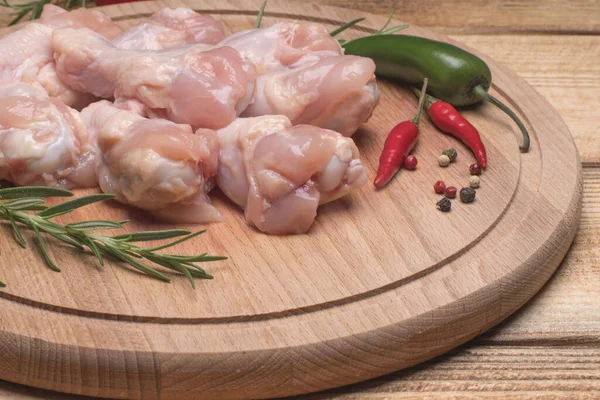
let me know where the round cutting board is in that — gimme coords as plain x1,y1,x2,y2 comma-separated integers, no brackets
0,0,582,398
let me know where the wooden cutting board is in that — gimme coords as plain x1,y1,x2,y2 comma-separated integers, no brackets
0,0,582,398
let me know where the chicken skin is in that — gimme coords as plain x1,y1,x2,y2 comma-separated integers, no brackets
217,115,367,234
219,20,342,75
242,55,379,136
82,101,222,223
0,4,121,108
53,28,256,129
114,7,225,50
0,83,96,188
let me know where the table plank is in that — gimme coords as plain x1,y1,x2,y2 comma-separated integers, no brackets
313,0,600,34
1,0,599,33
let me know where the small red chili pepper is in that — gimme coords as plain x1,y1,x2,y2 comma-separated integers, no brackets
374,79,428,188
413,90,487,168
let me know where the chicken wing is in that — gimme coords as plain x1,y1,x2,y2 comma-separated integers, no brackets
217,115,367,234
219,20,342,74
242,55,379,136
0,83,96,188
114,7,225,50
53,28,256,129
82,101,222,223
0,4,121,109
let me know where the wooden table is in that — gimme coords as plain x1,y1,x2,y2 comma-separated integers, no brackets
0,0,598,398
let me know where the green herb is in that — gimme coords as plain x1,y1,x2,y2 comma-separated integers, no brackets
254,0,267,29
0,0,86,26
0,186,226,288
330,9,409,44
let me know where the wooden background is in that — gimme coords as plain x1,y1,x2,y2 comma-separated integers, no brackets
0,0,598,398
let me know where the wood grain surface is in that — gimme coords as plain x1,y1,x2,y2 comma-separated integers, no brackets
0,0,596,398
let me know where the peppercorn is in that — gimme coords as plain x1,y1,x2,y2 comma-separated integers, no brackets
404,155,418,170
444,186,457,198
434,180,446,194
436,197,451,212
469,175,481,188
460,187,476,203
442,147,458,162
438,154,450,167
470,163,482,175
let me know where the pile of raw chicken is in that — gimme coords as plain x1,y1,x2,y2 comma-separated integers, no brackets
0,5,379,234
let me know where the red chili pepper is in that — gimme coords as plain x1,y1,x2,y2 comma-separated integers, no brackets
414,90,487,168
374,79,428,188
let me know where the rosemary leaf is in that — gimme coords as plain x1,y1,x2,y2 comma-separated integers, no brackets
254,0,267,29
4,197,46,210
377,9,395,33
37,193,114,218
162,252,208,261
0,186,71,200
145,230,206,251
31,223,60,271
380,24,409,35
105,247,171,282
46,232,85,251
30,1,43,20
181,261,213,279
20,205,48,211
330,17,365,37
7,211,26,248
144,253,196,288
33,219,68,236
188,269,213,279
66,220,125,231
81,235,104,265
192,255,228,262
9,11,31,26
112,229,191,242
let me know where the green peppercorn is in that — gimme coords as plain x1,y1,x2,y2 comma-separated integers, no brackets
460,187,476,203
436,197,452,212
442,147,458,162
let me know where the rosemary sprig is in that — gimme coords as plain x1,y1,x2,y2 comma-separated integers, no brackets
331,9,409,45
254,0,267,29
0,186,226,288
0,0,86,26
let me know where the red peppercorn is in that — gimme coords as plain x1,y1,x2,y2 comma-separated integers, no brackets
434,180,446,194
470,163,482,175
404,155,418,170
444,186,457,198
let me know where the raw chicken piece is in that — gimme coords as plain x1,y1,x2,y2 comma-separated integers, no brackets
54,28,256,129
242,55,379,137
217,115,367,235
114,7,225,50
0,4,121,108
0,83,96,188
82,101,222,223
219,21,342,74
40,4,123,39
